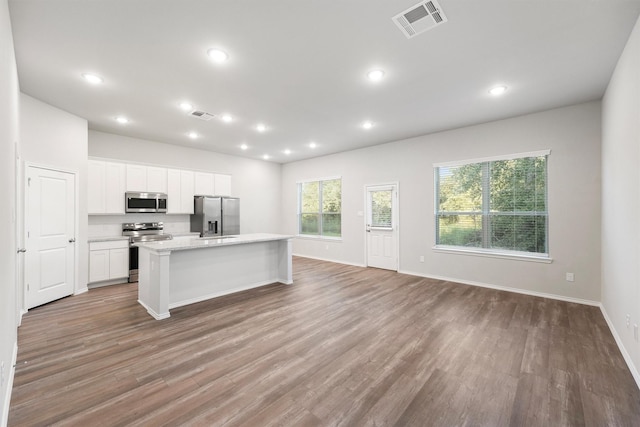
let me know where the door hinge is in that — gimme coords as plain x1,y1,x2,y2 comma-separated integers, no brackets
28,177,31,186
27,283,29,291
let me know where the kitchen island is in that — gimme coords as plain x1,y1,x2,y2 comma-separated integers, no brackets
136,233,293,319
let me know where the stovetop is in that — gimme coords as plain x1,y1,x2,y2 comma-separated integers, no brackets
122,222,173,243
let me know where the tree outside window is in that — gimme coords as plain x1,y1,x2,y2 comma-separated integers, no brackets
435,153,548,255
299,178,341,238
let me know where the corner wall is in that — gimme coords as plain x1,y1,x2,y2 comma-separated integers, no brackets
20,94,89,294
0,0,19,423
601,15,640,385
282,102,602,304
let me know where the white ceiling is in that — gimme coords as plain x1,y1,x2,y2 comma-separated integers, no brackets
8,0,640,163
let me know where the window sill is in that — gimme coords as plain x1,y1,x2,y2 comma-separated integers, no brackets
296,235,343,242
432,245,553,263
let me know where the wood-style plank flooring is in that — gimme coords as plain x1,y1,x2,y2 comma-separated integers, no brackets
9,257,640,426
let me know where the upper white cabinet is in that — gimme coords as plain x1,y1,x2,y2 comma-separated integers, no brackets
89,158,228,215
126,164,167,193
147,166,168,193
194,171,215,196
126,164,147,192
88,160,126,215
215,174,232,196
167,169,195,214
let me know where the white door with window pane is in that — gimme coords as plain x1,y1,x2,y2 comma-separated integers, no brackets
366,184,398,271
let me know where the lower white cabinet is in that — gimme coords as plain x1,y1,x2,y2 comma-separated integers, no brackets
89,240,129,283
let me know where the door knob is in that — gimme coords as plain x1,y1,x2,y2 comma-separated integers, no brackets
69,238,76,243
17,248,26,253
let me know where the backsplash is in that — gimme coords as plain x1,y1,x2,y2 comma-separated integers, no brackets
88,214,191,238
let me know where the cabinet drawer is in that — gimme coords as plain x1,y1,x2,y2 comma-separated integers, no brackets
90,240,129,251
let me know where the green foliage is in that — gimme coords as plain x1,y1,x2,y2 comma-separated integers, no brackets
436,156,547,253
299,179,341,237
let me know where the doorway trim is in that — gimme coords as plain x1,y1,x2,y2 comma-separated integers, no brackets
364,181,400,271
22,162,80,313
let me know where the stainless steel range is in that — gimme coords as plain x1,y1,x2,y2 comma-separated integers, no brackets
122,222,172,282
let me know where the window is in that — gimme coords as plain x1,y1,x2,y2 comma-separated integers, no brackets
298,178,341,238
434,151,549,257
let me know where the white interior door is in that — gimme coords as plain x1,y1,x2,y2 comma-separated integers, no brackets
366,184,398,271
25,166,76,309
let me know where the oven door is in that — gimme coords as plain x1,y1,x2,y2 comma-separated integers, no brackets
128,245,139,282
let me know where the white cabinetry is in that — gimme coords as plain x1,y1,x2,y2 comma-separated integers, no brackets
88,160,126,215
167,169,195,214
89,240,129,284
147,166,168,193
126,165,167,193
126,164,147,192
194,171,215,196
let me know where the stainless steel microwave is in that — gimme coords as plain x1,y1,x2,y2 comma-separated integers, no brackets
125,192,168,213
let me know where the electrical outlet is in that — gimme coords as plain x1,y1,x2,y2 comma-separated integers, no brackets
565,273,575,282
419,255,425,262
627,314,631,328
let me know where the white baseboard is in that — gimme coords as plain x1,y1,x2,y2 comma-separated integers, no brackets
292,253,366,268
1,342,17,427
137,299,170,320
398,269,600,307
599,304,640,390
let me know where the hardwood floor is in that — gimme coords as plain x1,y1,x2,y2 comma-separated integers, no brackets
9,257,640,426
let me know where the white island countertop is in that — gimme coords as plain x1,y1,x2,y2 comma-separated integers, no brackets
136,233,294,319
135,233,293,253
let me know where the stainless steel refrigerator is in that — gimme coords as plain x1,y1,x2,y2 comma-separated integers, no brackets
190,196,240,237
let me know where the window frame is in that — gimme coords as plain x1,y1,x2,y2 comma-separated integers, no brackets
433,150,552,263
297,176,342,240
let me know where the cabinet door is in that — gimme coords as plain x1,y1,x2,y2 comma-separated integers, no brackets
194,172,215,196
89,250,110,283
126,164,147,191
166,169,182,214
180,170,195,214
105,162,126,214
214,174,232,196
88,160,106,214
109,247,129,279
147,166,167,193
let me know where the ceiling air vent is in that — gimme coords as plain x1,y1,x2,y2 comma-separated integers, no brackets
189,110,215,121
392,0,448,39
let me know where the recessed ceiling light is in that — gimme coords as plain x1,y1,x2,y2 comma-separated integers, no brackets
489,85,508,96
179,102,193,111
188,132,198,139
240,144,248,150
115,116,129,124
284,149,291,155
309,142,317,149
263,154,270,160
207,48,229,63
82,73,103,84
362,121,374,129
256,123,267,132
221,114,233,123
367,69,385,82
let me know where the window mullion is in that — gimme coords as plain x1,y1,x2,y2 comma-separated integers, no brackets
482,162,490,248
318,181,323,236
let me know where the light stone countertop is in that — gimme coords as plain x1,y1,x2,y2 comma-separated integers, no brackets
88,236,130,243
135,233,293,254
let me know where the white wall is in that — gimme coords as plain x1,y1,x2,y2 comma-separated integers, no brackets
0,0,19,423
20,94,89,294
88,130,282,236
602,15,640,384
282,102,602,303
